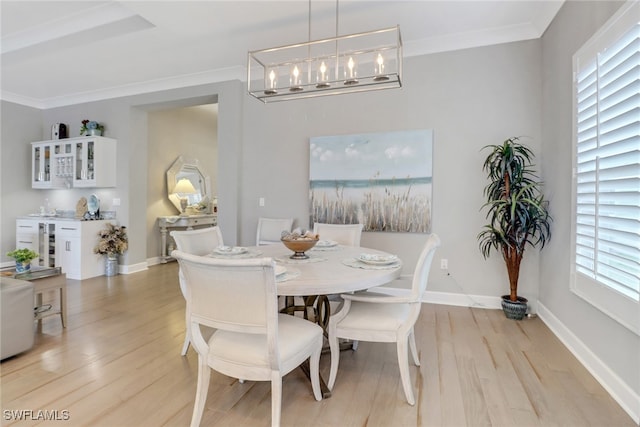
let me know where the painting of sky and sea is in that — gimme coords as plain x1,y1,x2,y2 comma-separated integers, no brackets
310,130,433,233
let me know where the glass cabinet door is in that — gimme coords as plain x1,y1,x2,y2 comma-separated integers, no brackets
75,139,95,184
32,143,52,188
52,141,74,187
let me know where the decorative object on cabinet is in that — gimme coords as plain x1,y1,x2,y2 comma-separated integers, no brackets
166,156,211,214
51,123,67,139
478,137,552,320
76,197,88,218
86,194,100,219
94,223,127,276
31,136,117,189
6,249,39,272
80,120,104,136
173,178,197,215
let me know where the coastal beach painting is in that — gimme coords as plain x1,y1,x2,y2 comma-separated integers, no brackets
310,130,433,233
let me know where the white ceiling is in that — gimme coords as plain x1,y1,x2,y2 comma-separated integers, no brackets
1,0,564,109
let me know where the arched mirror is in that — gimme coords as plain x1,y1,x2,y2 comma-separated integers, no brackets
166,156,211,214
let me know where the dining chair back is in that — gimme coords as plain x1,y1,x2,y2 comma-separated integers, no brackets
170,226,224,356
327,233,440,406
170,226,224,256
256,217,294,246
172,250,323,427
313,223,363,246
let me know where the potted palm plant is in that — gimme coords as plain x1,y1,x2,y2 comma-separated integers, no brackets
478,137,552,320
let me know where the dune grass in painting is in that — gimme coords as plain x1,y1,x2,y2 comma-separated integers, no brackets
310,178,431,233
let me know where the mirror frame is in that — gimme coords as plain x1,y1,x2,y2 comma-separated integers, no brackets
166,156,211,214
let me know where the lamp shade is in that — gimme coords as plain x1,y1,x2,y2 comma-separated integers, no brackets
174,178,197,194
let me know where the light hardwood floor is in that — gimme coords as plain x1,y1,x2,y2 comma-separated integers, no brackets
1,262,635,427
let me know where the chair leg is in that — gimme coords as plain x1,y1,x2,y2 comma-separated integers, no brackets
181,335,190,356
190,357,211,427
181,307,191,356
309,341,323,401
327,331,341,390
397,338,416,406
409,328,420,366
271,372,282,427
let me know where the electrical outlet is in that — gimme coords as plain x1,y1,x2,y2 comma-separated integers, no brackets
440,259,448,270
113,198,121,206
259,197,265,207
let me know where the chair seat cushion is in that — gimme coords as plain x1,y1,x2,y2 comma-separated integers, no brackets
209,314,322,368
337,301,411,333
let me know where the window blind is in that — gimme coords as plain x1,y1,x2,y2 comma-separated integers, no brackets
575,22,640,303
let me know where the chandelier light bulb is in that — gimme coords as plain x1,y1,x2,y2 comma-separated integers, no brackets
290,65,303,92
373,52,390,82
344,56,358,85
264,69,278,95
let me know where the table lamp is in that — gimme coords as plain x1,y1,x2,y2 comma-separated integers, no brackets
174,178,197,215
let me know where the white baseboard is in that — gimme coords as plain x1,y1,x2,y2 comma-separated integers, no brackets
119,261,148,275
373,285,502,309
538,303,640,424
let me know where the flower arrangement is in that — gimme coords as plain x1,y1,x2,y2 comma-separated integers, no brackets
94,223,128,256
80,120,104,136
6,248,39,263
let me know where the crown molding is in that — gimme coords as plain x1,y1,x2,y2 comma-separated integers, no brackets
2,66,245,109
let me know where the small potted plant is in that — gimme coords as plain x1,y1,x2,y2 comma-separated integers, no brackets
7,248,39,272
80,120,104,136
478,137,552,320
94,223,128,276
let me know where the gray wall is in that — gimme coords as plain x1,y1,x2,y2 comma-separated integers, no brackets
539,0,638,402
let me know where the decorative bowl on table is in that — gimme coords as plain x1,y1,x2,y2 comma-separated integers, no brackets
281,231,319,259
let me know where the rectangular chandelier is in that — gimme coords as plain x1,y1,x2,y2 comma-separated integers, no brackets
247,26,402,103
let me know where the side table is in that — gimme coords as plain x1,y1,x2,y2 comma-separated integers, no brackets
1,266,67,328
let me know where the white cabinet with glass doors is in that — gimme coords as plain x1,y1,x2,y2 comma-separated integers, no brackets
74,137,117,187
31,136,116,189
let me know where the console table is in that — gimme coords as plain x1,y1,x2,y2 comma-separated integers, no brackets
158,214,217,263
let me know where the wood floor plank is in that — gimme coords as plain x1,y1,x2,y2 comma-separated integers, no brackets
1,263,635,427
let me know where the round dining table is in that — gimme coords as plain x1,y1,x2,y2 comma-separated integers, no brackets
258,243,402,296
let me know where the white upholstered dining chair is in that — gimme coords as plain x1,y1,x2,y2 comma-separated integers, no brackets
171,251,323,427
312,222,363,246
256,217,294,246
170,226,224,355
327,233,440,405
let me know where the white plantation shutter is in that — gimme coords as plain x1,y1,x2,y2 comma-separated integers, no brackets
572,3,640,335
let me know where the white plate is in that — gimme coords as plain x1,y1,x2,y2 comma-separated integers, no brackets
358,253,398,265
275,265,287,277
316,239,338,248
214,246,248,255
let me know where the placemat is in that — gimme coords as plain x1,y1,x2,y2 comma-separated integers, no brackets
276,268,301,282
209,249,263,259
341,258,402,270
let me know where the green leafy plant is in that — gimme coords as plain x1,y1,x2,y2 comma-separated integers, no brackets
80,120,104,135
478,137,552,302
6,248,39,263
94,223,128,256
